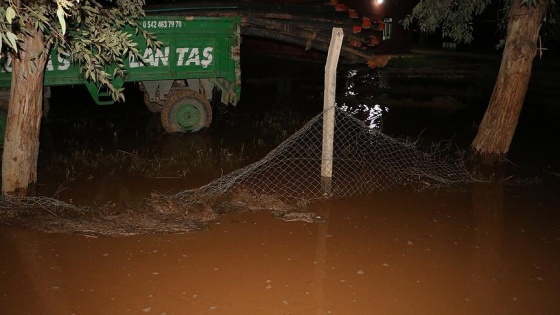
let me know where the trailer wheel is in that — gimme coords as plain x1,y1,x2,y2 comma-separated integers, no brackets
143,92,164,113
161,89,212,133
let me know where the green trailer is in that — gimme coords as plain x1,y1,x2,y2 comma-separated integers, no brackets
0,14,241,134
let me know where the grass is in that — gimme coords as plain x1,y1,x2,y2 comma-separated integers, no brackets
37,98,314,192
44,146,250,180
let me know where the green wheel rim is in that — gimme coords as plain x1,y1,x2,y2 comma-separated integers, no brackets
175,102,203,131
161,89,212,133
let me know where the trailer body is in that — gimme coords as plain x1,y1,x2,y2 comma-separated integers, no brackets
0,15,241,133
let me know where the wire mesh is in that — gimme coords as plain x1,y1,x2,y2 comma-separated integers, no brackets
170,107,474,206
0,107,475,236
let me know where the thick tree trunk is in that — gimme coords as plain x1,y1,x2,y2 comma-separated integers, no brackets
470,0,550,165
1,27,49,196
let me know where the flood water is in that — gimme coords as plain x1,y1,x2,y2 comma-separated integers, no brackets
1,49,559,314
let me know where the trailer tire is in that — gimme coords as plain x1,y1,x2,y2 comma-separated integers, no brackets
143,92,164,113
161,89,212,133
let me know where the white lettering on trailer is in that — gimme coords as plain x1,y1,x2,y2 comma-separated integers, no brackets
2,53,70,73
175,48,189,66
186,48,200,66
129,47,170,68
57,54,71,71
46,59,53,71
3,54,69,73
1,45,215,72
201,47,213,68
129,54,142,68
142,20,182,29
144,47,170,67
176,47,213,68
46,53,71,71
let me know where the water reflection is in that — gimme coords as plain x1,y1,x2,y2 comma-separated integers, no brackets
339,66,389,130
338,102,389,130
343,66,384,91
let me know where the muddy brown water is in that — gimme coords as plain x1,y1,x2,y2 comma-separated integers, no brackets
1,51,560,314
1,183,559,314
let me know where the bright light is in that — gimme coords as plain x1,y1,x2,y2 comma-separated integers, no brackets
376,0,384,4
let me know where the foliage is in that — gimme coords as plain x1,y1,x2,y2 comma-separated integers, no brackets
402,0,556,44
402,0,492,43
0,0,160,102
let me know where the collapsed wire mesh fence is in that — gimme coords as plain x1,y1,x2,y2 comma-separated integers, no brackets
0,107,474,212
169,107,474,207
0,107,476,235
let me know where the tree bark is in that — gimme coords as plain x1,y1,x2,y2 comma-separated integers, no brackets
1,26,49,196
470,0,550,165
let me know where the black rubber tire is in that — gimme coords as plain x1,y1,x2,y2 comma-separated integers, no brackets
161,89,212,133
143,92,164,113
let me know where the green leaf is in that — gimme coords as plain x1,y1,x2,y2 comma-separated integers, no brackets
6,31,17,52
57,6,66,35
5,6,16,24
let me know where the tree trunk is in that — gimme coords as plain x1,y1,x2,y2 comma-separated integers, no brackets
470,0,550,165
1,26,49,196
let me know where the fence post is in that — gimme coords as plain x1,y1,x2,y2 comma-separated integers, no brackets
321,27,344,196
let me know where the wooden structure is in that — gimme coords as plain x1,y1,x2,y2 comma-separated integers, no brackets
145,1,389,67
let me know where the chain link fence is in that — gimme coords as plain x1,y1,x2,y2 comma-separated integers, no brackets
0,107,475,236
167,107,473,207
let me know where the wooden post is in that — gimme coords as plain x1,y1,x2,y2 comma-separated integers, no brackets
321,27,343,196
